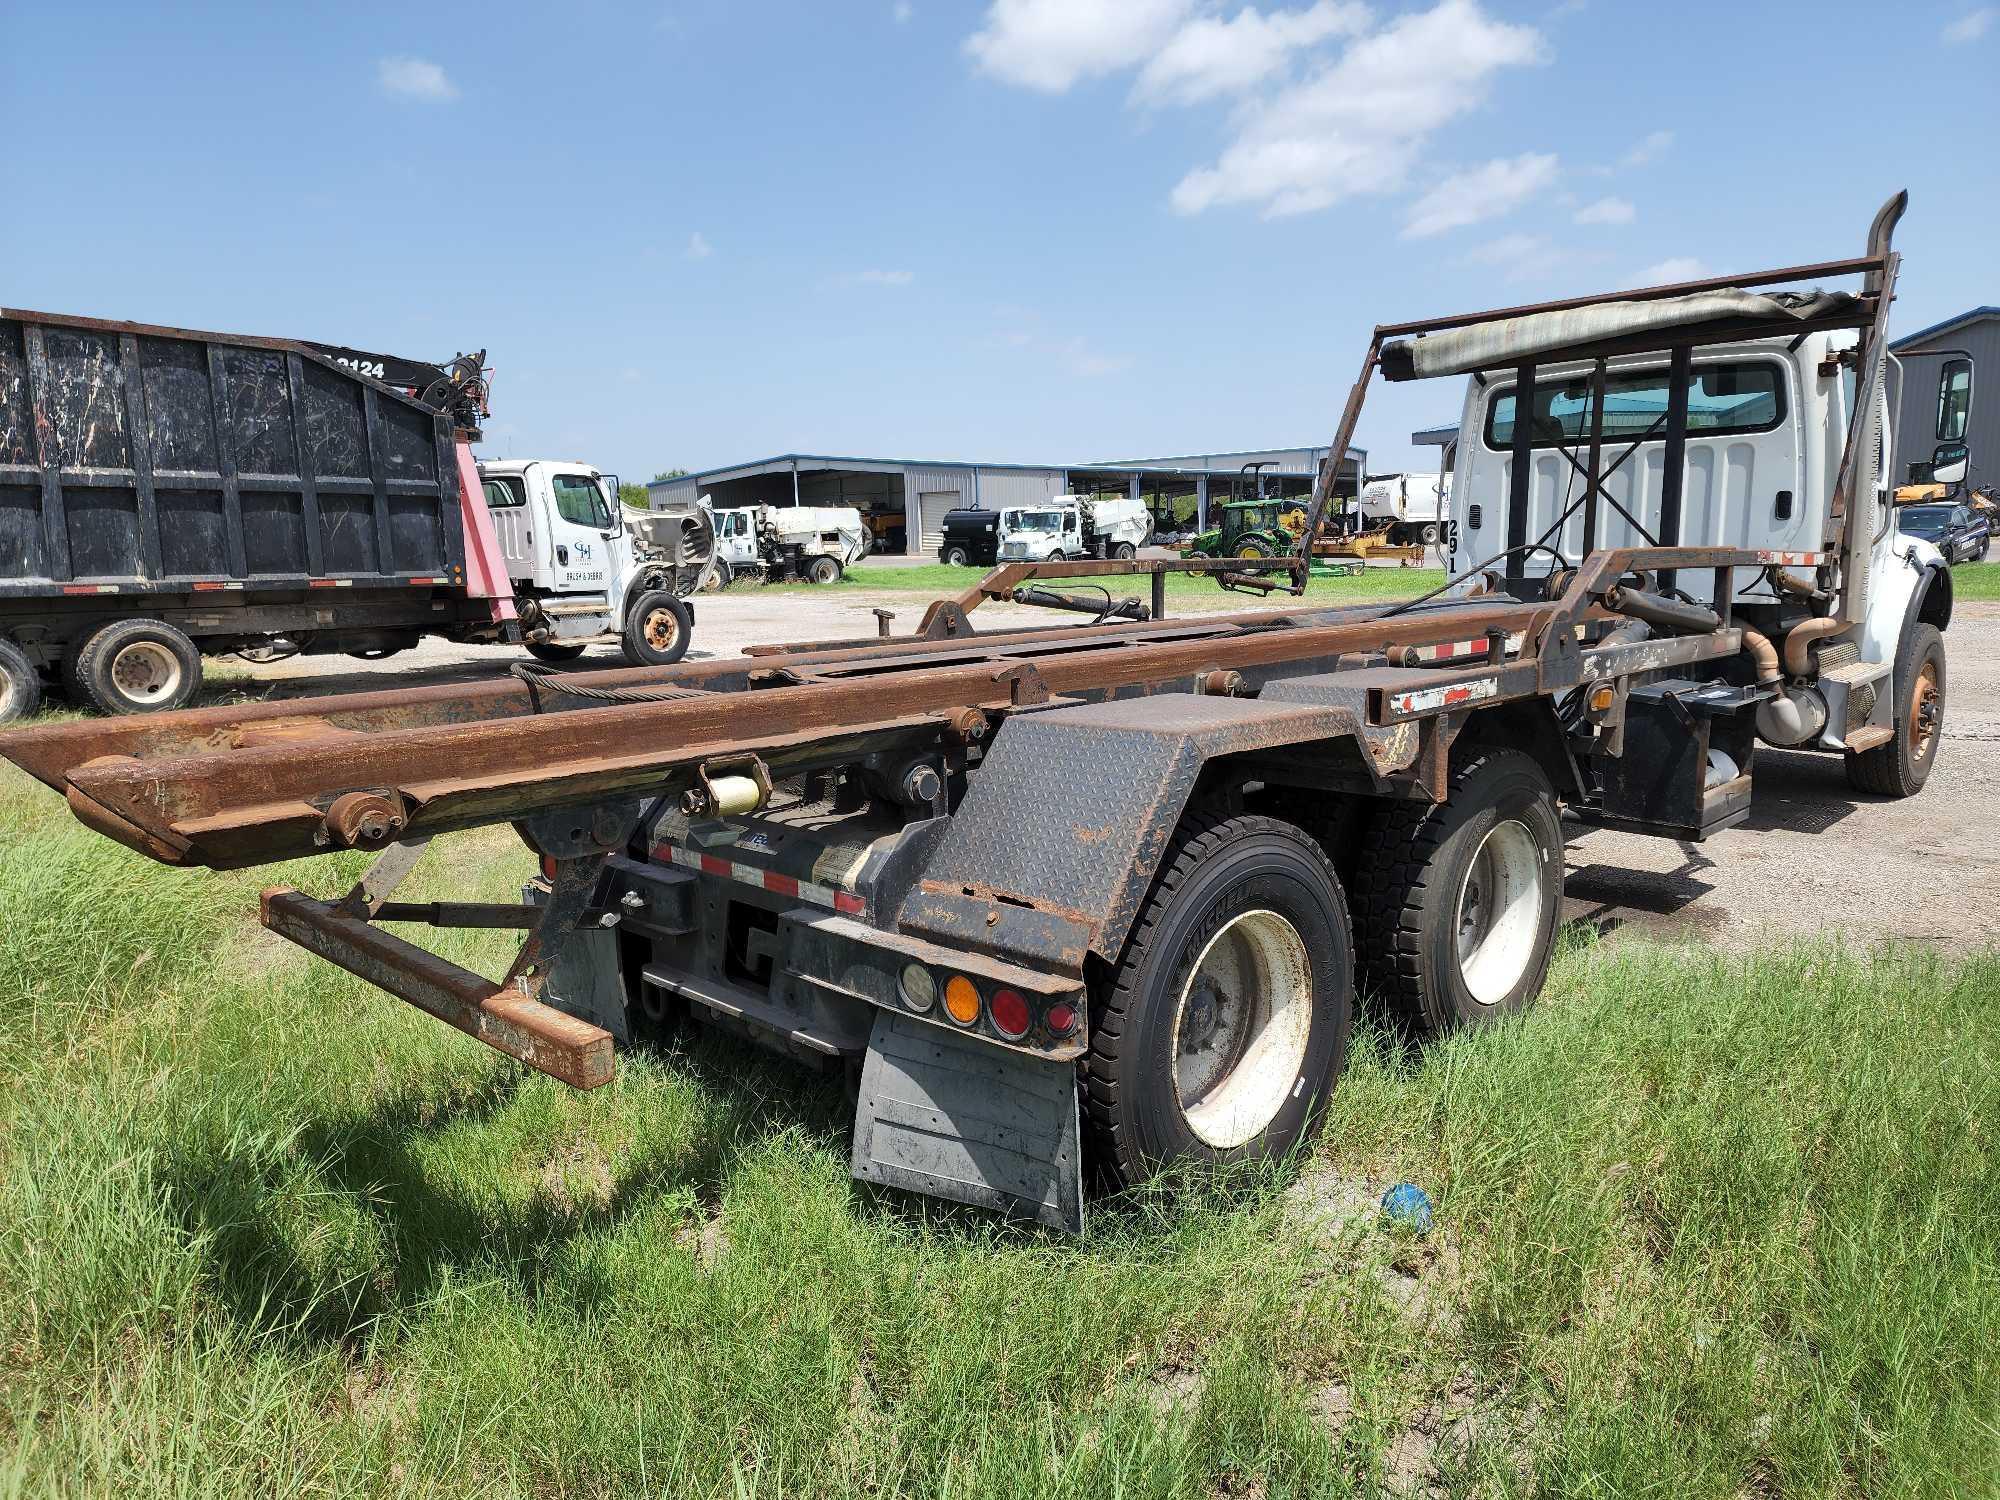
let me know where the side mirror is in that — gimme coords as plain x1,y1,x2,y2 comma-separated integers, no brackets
1932,442,1970,487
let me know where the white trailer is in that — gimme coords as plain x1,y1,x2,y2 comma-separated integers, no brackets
1355,472,1450,546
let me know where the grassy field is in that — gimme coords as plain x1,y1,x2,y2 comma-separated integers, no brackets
763,562,1450,607
765,561,2000,610
1,759,1995,1498
1951,561,2000,602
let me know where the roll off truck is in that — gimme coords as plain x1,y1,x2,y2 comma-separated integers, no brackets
0,194,1956,1232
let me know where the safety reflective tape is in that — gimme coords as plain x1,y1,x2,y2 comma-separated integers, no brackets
1388,675,1501,717
1754,551,1825,566
654,841,865,915
62,584,119,594
308,579,356,588
190,581,245,591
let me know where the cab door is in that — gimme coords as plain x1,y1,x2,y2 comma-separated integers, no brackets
537,468,619,596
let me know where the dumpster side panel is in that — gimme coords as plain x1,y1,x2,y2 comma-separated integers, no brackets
0,310,465,595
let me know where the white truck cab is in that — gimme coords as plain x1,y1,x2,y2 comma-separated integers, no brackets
997,494,1149,562
1445,326,1950,760
478,458,695,664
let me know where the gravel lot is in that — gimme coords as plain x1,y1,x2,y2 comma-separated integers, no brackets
228,585,2000,954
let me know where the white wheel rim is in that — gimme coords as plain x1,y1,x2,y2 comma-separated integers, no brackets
1171,909,1313,1149
110,641,182,704
1455,819,1545,1006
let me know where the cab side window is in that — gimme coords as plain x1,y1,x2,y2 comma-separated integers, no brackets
551,474,612,529
483,477,525,508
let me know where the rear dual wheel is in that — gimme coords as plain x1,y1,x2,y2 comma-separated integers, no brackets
65,618,202,715
0,639,41,723
1350,749,1563,1034
1086,815,1354,1189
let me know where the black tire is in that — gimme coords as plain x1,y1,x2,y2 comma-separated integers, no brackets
526,641,587,664
1420,523,1441,546
806,555,842,585
1350,748,1563,1036
1113,542,1138,561
1085,814,1354,1191
1236,539,1274,560
709,558,734,590
0,639,41,723
943,544,971,568
1846,622,1945,798
620,590,692,667
68,618,202,715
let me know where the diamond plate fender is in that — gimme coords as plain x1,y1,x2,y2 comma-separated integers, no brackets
851,1008,1084,1232
896,693,1366,971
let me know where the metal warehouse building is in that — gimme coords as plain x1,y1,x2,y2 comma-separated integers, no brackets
646,444,1365,556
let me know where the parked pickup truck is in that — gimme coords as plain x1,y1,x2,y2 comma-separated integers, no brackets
0,310,703,721
0,193,1956,1234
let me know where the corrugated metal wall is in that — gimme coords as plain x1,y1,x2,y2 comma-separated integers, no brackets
1893,318,1997,487
971,468,1066,508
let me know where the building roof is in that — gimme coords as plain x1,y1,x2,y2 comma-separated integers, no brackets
647,444,1365,491
1411,423,1459,446
1890,306,1999,352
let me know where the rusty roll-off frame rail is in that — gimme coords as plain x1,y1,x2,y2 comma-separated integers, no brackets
0,539,1776,1091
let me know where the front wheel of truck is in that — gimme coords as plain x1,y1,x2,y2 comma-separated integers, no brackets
1846,622,1945,798
1085,814,1353,1191
620,590,692,667
1350,748,1563,1036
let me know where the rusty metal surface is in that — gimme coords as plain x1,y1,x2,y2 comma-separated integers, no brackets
897,695,1370,970
260,887,613,1088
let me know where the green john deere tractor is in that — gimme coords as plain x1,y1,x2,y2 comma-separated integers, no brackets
1183,498,1306,559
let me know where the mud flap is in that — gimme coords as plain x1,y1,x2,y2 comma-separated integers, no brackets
850,1010,1084,1233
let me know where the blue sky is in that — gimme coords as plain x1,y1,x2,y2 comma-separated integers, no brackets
5,0,1995,478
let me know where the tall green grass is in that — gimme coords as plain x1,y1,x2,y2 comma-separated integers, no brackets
0,762,1993,1497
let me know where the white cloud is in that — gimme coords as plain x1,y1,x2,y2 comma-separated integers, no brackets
686,232,713,260
1631,256,1705,286
893,0,914,20
854,269,915,286
1620,129,1673,168
1461,232,1559,282
1944,7,1994,41
1403,151,1557,238
377,56,457,102
1133,2,1372,107
1574,195,1635,225
1170,1,1548,218
965,0,1194,91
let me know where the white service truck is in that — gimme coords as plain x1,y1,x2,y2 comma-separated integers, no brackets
478,460,702,665
708,504,868,586
1355,471,1450,546
990,494,1152,564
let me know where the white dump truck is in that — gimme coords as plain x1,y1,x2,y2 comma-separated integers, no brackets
989,494,1152,564
708,504,868,585
1355,471,1450,546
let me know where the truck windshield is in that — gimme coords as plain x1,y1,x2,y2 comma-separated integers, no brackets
552,473,613,530
1006,510,1064,531
1485,361,1785,449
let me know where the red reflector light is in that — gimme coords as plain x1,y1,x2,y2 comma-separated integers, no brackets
989,987,1031,1040
1044,1001,1078,1038
540,855,557,881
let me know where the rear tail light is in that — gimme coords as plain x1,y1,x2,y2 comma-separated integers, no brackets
899,964,936,1013
943,975,981,1026
989,987,1031,1040
1043,1001,1079,1038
